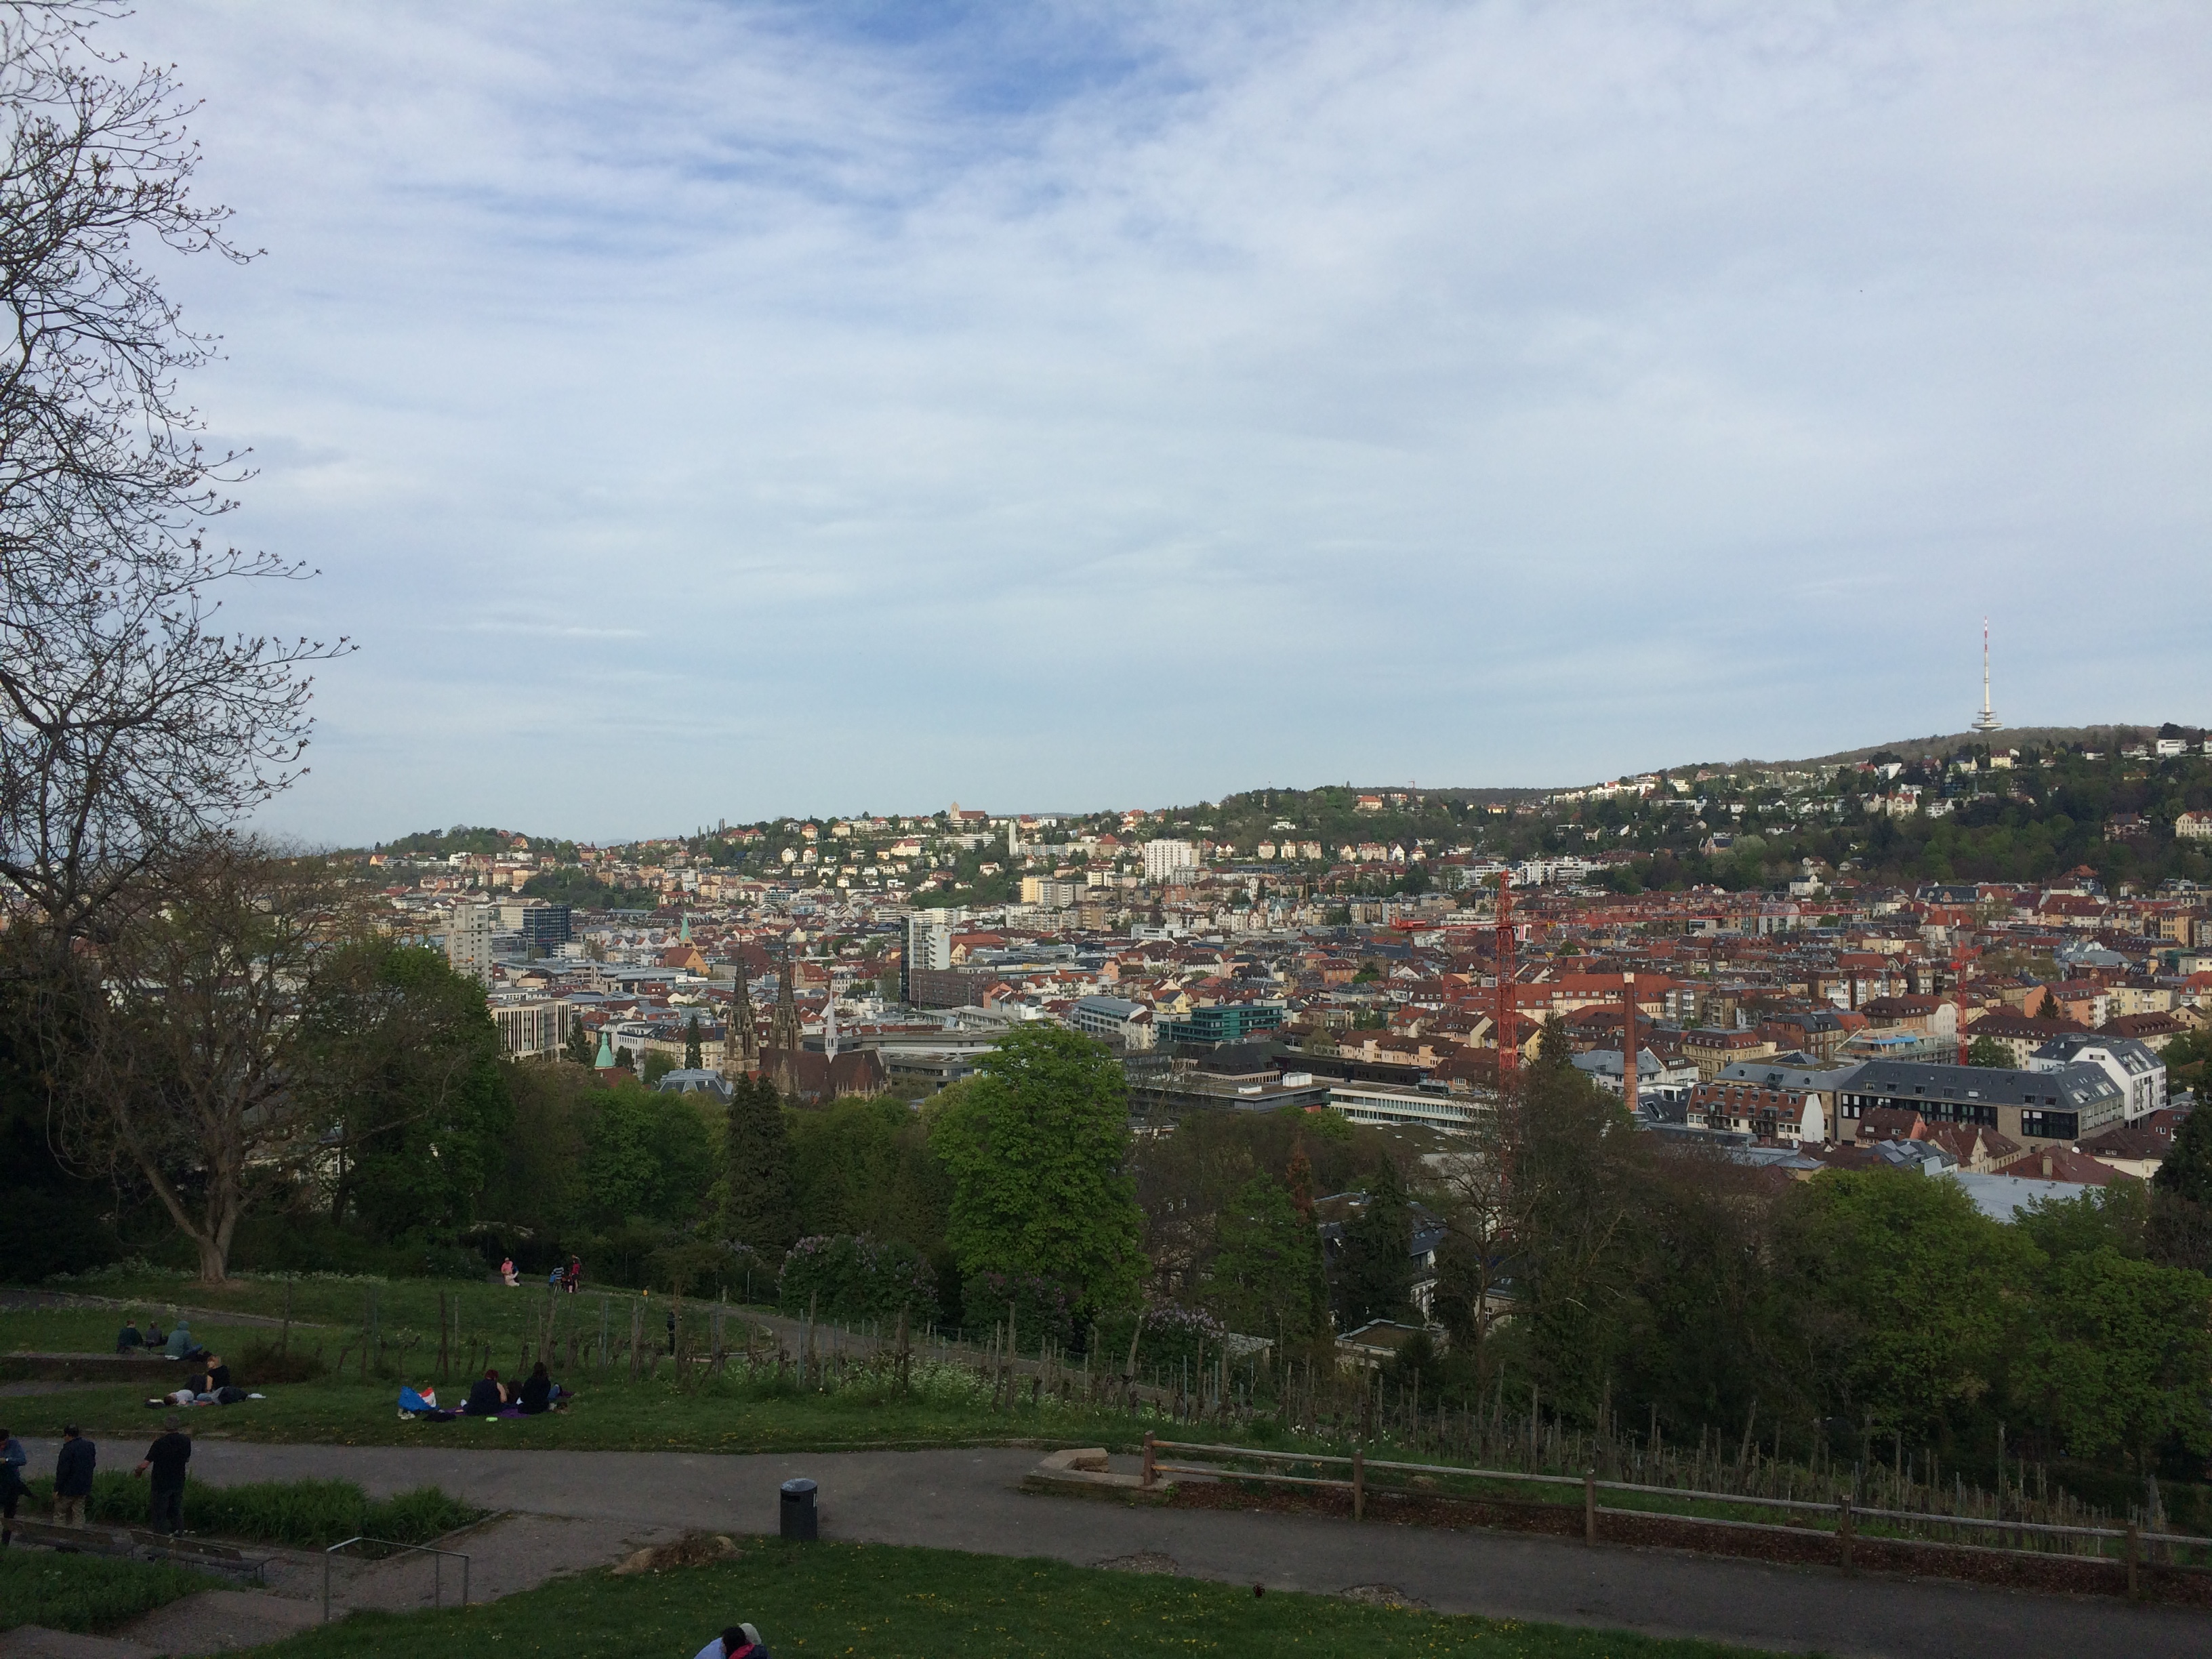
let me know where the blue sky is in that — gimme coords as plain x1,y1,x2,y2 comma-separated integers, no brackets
120,2,2212,843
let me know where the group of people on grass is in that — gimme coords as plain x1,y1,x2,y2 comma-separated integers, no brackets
400,1361,572,1421
0,1421,189,1542
115,1316,202,1358
499,1254,586,1293
464,1361,569,1416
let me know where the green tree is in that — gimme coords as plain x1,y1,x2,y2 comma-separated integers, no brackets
684,1015,703,1071
723,1076,798,1255
928,1023,1144,1314
1776,1168,2037,1441
298,939,513,1241
2153,1092,2212,1208
1965,1035,2011,1068
2013,1246,2212,1474
642,1050,679,1086
1335,1161,1414,1327
1200,1173,1328,1345
583,1080,716,1226
562,1017,594,1067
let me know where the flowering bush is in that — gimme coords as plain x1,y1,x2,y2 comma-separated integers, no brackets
959,1271,1075,1351
1093,1301,1227,1376
777,1234,936,1325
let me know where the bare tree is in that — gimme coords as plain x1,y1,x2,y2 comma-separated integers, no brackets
43,838,346,1282
0,4,342,937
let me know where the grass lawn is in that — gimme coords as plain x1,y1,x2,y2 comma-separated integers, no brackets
0,1307,274,1362
0,1368,1151,1454
0,1549,218,1634
244,1536,1801,1659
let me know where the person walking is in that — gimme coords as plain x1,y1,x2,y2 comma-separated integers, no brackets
134,1418,192,1536
54,1427,95,1527
0,1426,24,1547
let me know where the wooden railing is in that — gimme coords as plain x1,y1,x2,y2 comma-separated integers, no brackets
1140,1435,2209,1593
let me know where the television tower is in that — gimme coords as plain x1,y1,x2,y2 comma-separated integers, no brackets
1971,618,2003,733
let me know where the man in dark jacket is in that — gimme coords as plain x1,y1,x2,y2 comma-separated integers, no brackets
116,1320,144,1353
135,1418,192,1535
54,1427,96,1527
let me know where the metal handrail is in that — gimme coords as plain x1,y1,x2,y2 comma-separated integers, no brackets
322,1535,470,1623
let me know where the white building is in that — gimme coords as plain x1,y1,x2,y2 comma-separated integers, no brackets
445,903,493,987
1328,1080,1488,1134
489,996,571,1059
1069,995,1155,1051
1142,839,1199,883
2028,1033,2167,1121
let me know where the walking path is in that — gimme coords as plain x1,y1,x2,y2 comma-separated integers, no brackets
7,1436,2205,1658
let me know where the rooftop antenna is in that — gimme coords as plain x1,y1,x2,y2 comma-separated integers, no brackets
1971,617,2003,733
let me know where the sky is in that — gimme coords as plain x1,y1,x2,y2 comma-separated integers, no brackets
110,1,2212,844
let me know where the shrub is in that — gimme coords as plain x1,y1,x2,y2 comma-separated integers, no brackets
1094,1303,1226,1376
778,1235,936,1326
24,1473,480,1549
959,1271,1074,1352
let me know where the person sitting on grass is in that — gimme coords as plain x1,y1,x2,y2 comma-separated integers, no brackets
117,1318,144,1353
203,1354,232,1394
500,1256,518,1287
163,1320,201,1361
516,1361,567,1414
693,1624,770,1659
462,1369,507,1416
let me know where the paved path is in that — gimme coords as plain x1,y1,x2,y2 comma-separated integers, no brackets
15,1437,2206,1658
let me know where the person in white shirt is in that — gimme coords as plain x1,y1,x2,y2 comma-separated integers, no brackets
692,1624,768,1659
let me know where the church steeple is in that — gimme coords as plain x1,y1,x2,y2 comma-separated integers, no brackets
722,954,760,1078
770,949,802,1056
593,1025,617,1071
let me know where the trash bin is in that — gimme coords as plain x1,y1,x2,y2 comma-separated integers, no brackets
779,1477,818,1542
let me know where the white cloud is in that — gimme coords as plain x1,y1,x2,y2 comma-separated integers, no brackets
101,1,2212,838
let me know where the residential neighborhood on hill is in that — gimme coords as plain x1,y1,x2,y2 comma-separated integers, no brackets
367,720,2212,1217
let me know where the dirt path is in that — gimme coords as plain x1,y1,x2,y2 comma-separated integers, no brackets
12,1435,2207,1658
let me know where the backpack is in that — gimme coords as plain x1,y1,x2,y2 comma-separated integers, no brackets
216,1386,249,1405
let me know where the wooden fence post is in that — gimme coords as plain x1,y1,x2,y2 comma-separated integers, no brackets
1353,1446,1366,1521
1837,1497,1853,1574
1584,1469,1597,1545
1142,1431,1156,1490
2125,1521,2140,1599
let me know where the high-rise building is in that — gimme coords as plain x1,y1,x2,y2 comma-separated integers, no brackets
518,903,571,953
902,912,951,1002
1142,839,1198,884
445,903,493,986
